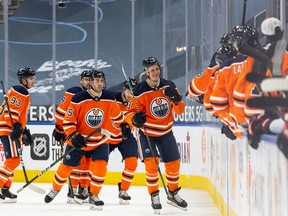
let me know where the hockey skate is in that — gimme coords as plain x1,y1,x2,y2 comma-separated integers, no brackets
1,187,17,203
167,187,188,211
74,187,89,204
89,194,104,211
150,190,162,214
0,189,5,204
67,187,77,204
78,187,89,203
118,182,131,205
44,189,60,203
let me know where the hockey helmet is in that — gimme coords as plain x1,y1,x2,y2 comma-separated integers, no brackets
220,32,232,46
142,57,161,71
80,70,93,78
215,44,236,66
17,67,36,82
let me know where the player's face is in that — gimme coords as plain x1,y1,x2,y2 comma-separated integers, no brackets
81,77,91,90
23,75,36,89
145,64,160,82
91,77,105,93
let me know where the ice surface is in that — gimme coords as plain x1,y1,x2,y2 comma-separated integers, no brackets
1,183,221,216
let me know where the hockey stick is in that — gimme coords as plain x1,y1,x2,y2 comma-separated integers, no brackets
17,128,110,194
246,96,288,108
261,78,288,92
0,80,45,194
121,64,169,196
242,0,247,25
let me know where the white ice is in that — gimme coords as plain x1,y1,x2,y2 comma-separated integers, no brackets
1,183,221,216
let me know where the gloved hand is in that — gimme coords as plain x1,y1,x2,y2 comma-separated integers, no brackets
22,127,33,146
185,92,204,104
163,86,182,103
11,122,23,141
68,131,86,149
120,123,131,140
132,111,146,128
247,114,267,150
52,125,65,142
221,124,237,140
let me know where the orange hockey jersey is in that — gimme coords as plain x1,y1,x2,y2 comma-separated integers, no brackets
107,91,131,145
126,78,185,137
210,55,247,134
233,48,288,124
55,86,83,130
187,54,219,96
0,85,30,136
62,89,124,151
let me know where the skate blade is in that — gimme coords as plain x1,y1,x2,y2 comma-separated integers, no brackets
4,198,17,203
67,197,77,204
73,196,83,205
119,198,130,205
154,209,161,214
89,204,103,211
167,200,187,211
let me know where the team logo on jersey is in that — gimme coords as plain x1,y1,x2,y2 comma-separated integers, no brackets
86,108,104,127
150,97,170,118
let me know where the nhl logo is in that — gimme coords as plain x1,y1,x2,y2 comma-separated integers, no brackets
30,134,50,160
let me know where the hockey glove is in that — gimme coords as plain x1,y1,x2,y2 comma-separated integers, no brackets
120,123,131,140
163,86,182,103
52,125,65,142
68,131,86,149
22,127,33,146
277,129,288,159
221,124,237,141
132,111,146,128
247,114,267,150
11,122,23,141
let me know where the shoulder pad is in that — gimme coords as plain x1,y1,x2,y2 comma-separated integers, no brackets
101,90,116,100
66,86,83,94
113,92,122,102
160,78,176,88
71,90,90,103
12,85,29,96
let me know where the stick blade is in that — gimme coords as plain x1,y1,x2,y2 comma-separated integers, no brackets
247,97,288,108
28,184,46,194
261,78,288,92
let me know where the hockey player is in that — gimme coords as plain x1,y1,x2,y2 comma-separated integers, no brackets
108,79,138,205
210,25,259,139
125,57,187,213
186,32,233,105
52,70,93,203
232,17,288,148
44,70,124,211
0,67,36,203
203,44,237,117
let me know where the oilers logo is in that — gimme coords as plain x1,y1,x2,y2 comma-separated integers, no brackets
150,97,170,118
86,108,104,127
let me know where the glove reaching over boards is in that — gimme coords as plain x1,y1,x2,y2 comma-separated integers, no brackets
163,86,182,103
221,124,237,141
